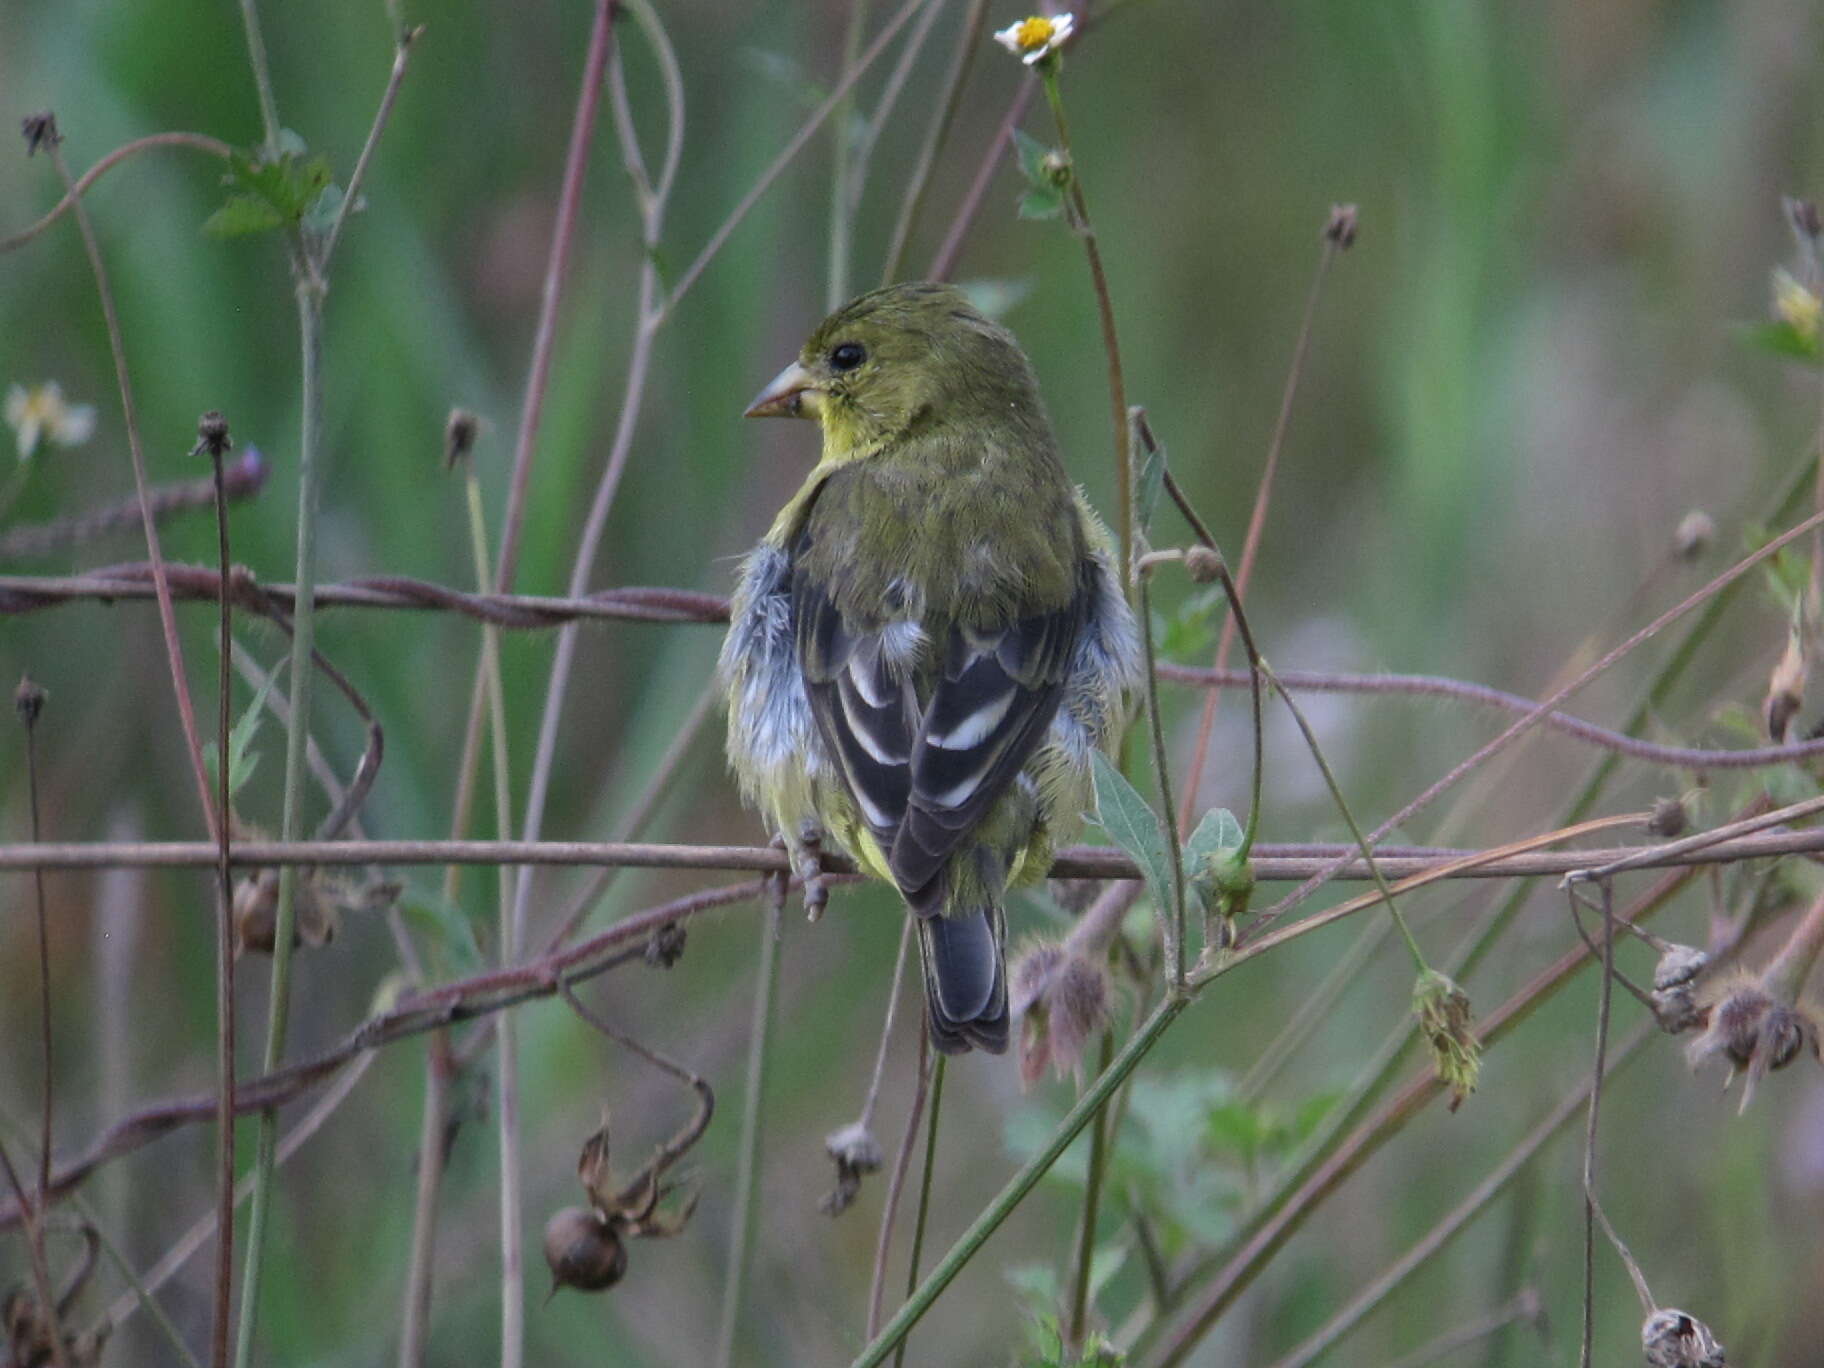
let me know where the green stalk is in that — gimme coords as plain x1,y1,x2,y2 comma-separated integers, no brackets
893,1054,945,1368
714,893,784,1368
234,271,324,1368
852,995,1189,1367
1066,1029,1116,1350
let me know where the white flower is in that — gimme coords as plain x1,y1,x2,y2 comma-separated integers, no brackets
993,12,1076,65
6,381,97,461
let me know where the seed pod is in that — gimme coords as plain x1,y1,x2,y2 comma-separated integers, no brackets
543,1206,627,1295
1642,1307,1725,1367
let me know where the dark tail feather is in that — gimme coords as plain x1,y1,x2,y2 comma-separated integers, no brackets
916,904,1009,1055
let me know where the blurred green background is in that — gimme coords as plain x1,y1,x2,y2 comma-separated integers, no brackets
4,0,1824,1363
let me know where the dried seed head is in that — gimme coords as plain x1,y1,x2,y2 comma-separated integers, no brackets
1686,977,1821,1109
543,1206,628,1296
1642,1307,1726,1367
1649,940,1711,1034
819,1120,884,1217
1653,943,1710,993
1013,940,1110,1087
194,410,232,459
14,675,46,726
1325,203,1359,249
233,873,339,956
1413,968,1480,1111
21,111,60,156
1648,796,1689,839
1183,544,1223,584
644,921,686,969
1672,510,1715,562
444,408,480,470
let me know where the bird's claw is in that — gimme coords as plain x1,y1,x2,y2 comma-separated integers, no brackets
770,822,830,922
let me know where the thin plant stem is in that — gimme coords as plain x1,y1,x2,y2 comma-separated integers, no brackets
0,1136,72,1368
713,886,785,1368
855,999,1190,1368
93,1052,376,1343
1264,1023,1649,1368
892,1054,946,1368
827,0,874,310
845,0,949,255
208,440,238,1366
541,681,722,951
1039,65,1132,592
1268,670,1427,972
927,83,1036,281
867,1033,930,1338
316,26,422,271
19,689,54,1272
861,920,915,1130
0,131,231,254
1067,1029,1116,1350
42,140,217,840
1256,500,1824,932
1136,574,1190,983
234,274,324,1368
504,0,683,1031
661,0,931,318
1177,225,1343,831
462,466,523,1368
397,1057,451,1368
880,0,989,283
233,0,281,153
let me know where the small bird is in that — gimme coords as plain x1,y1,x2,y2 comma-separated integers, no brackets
719,282,1141,1054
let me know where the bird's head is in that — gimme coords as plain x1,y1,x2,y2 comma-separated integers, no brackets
745,282,1043,458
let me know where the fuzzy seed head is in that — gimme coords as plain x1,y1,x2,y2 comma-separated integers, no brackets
1414,968,1480,1110
1325,203,1359,248
444,408,480,470
14,675,46,726
20,111,60,156
1672,510,1714,562
1183,544,1223,584
195,410,232,459
1642,1308,1726,1367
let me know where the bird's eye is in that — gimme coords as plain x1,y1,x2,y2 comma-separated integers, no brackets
829,342,867,372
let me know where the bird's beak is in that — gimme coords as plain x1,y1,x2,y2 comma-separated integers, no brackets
744,361,822,419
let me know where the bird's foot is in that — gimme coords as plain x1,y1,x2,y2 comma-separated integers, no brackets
774,820,830,922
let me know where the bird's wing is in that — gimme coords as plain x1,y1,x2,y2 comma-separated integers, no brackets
794,563,1088,914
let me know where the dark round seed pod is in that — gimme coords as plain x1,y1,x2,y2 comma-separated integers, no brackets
544,1207,627,1295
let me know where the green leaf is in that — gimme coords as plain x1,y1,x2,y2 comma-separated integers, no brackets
202,194,286,239
1182,807,1244,871
274,127,309,158
1736,320,1823,363
1018,186,1065,221
302,182,346,241
1012,127,1052,182
1089,751,1174,913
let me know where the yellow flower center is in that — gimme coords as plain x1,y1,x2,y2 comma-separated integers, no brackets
1013,16,1056,50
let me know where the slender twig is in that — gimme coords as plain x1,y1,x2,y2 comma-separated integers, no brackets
316,26,423,271
0,451,266,560
1066,1029,1116,1350
661,0,930,317
892,1054,946,1368
880,0,989,283
867,1034,931,1338
542,682,722,950
14,822,1824,879
860,921,915,1132
505,0,682,1063
0,1136,72,1368
94,1052,377,1342
856,999,1189,1368
14,684,71,1368
1256,502,1824,930
827,0,874,310
927,82,1036,281
0,131,231,254
1136,574,1190,982
461,461,524,1368
1376,1290,1546,1368
714,884,785,1368
206,427,238,1366
1038,64,1133,591
234,0,281,153
1264,1023,1649,1368
42,132,217,841
1177,216,1345,831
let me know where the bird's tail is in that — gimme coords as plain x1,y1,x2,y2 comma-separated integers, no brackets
915,903,1009,1055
